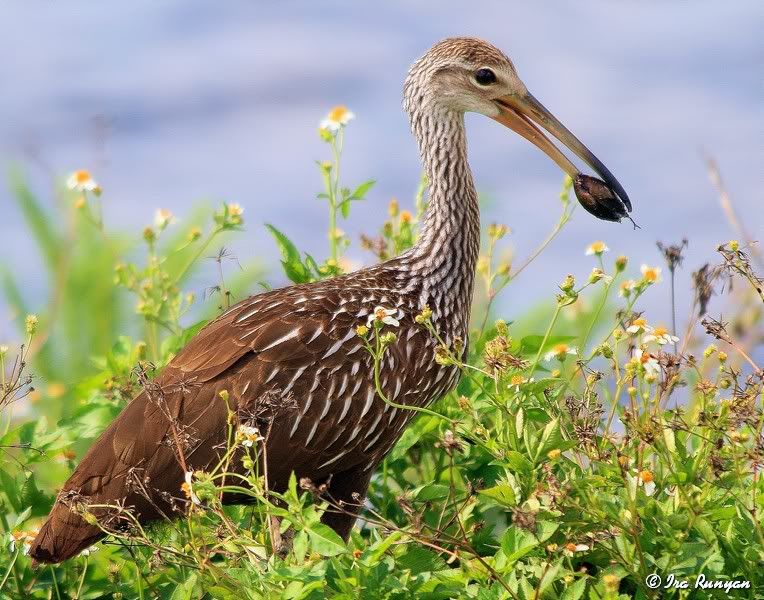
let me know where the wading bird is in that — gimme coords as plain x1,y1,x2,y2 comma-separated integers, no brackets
31,37,631,563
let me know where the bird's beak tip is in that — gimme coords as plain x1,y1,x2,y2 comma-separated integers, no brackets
492,93,634,225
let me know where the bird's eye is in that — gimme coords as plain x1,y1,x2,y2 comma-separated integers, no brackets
474,68,497,86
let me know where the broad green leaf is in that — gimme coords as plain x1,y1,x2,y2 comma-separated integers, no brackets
414,483,450,502
308,522,347,556
480,484,517,507
505,451,533,477
501,526,538,564
560,576,587,600
397,546,446,575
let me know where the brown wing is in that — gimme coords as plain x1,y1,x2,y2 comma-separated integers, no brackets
28,284,377,562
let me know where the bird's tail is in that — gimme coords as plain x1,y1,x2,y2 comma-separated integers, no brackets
29,501,104,564
28,379,231,563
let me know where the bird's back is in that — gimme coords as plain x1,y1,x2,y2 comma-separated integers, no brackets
30,263,460,562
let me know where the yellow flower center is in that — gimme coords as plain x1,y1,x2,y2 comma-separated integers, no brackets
589,241,606,253
74,169,91,183
631,318,647,328
399,210,413,223
327,105,349,122
639,470,654,483
643,268,658,281
552,343,569,355
653,327,668,336
510,375,526,385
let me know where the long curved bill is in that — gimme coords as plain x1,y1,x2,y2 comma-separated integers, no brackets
492,92,632,215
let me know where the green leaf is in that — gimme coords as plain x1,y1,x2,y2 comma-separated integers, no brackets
9,169,61,269
265,224,310,283
536,521,559,543
397,546,446,575
534,418,562,461
414,483,451,502
169,573,198,600
308,522,347,556
519,335,577,355
501,526,538,564
515,409,524,437
479,484,517,507
505,451,533,477
349,179,375,200
560,576,587,600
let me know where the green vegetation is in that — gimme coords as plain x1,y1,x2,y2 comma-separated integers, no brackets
1,110,762,599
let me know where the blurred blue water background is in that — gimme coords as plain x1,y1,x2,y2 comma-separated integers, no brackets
1,1,762,340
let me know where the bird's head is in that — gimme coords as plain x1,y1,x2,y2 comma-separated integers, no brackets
404,37,633,224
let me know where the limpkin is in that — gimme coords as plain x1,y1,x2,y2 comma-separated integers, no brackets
30,37,631,563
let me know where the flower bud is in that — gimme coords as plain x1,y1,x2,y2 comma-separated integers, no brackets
615,255,628,272
588,267,607,284
560,274,575,292
487,223,508,240
495,319,508,337
598,344,614,359
25,314,39,335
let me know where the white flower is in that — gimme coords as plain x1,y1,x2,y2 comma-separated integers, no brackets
563,542,590,556
544,343,578,362
626,318,651,335
367,306,400,328
634,348,660,377
637,470,657,496
237,424,262,448
8,529,38,555
154,208,176,229
66,169,101,193
640,264,662,284
227,203,244,217
79,545,98,557
643,326,679,346
585,241,609,256
181,471,202,505
588,267,612,284
320,105,355,132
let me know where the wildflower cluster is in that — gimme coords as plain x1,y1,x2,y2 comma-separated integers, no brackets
1,107,761,600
